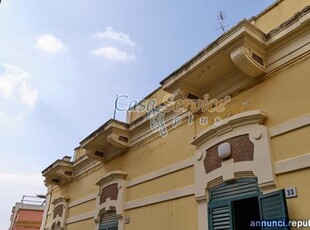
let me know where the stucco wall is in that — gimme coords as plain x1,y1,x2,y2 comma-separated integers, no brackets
41,1,310,229
253,0,310,33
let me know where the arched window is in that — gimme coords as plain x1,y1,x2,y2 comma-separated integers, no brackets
99,210,118,230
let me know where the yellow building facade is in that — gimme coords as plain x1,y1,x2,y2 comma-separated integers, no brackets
41,1,310,229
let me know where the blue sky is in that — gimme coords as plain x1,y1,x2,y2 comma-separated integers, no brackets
0,0,274,228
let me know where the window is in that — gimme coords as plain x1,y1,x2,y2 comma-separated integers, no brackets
51,221,62,230
50,197,69,230
99,210,118,230
94,171,126,230
208,178,290,230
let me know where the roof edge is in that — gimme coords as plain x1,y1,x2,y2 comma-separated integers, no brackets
79,119,128,146
249,0,282,22
159,19,264,86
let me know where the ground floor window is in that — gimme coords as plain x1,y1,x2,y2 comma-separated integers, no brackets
208,178,290,230
99,210,118,230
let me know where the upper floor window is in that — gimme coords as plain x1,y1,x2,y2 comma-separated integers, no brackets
94,171,127,230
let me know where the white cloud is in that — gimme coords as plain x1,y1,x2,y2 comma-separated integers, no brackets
0,63,38,126
20,82,38,109
94,27,135,47
35,34,66,53
91,46,136,62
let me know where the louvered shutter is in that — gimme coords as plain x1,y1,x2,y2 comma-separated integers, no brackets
210,178,259,201
209,178,260,230
99,210,118,230
209,202,232,230
259,189,290,230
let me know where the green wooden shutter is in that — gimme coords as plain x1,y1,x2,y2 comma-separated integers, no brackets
209,178,260,230
259,189,290,230
99,210,118,230
210,178,259,201
209,201,232,230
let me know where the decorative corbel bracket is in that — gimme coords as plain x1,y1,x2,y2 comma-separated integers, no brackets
230,43,266,78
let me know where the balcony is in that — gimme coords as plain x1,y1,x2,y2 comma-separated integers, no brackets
80,120,130,163
160,20,267,102
42,156,73,186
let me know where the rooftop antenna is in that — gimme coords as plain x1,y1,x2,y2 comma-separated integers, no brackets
113,95,118,120
217,11,228,33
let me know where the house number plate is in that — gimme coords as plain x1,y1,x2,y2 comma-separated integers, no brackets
285,186,297,198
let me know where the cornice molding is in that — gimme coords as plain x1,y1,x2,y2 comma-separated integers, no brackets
52,197,70,206
191,110,268,147
95,171,127,187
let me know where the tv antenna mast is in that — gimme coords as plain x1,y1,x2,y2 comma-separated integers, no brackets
113,95,119,119
217,11,228,33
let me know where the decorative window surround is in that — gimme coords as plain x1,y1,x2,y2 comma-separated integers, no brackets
52,197,70,230
191,110,276,230
192,110,267,146
94,171,127,230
